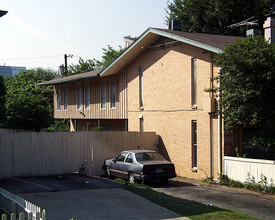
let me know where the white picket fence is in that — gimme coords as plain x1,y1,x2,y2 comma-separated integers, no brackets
0,187,46,220
224,156,275,185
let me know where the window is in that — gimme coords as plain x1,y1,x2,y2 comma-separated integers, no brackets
125,153,133,163
110,79,116,109
140,118,144,132
191,58,197,106
64,85,68,110
57,87,61,110
101,80,106,109
139,67,144,108
85,82,90,110
192,120,197,168
116,152,127,162
77,84,82,110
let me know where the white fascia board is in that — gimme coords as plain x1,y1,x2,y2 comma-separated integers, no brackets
150,29,223,54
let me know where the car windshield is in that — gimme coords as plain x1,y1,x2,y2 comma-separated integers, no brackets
135,152,166,162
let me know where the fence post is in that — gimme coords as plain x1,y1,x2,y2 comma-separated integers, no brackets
19,212,25,220
42,209,46,220
10,213,16,220
35,212,40,220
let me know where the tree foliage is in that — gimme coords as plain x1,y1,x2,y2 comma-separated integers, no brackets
96,45,124,69
67,45,124,76
48,119,70,132
215,36,275,150
4,68,58,131
166,0,273,36
67,57,99,76
0,76,6,124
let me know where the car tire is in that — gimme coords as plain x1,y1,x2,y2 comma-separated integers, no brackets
128,173,136,184
105,166,113,179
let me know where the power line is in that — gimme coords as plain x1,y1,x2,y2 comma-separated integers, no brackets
0,55,63,61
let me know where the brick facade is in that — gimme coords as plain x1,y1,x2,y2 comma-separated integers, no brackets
123,42,221,179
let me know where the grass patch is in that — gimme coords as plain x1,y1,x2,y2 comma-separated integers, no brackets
124,184,258,220
218,174,275,194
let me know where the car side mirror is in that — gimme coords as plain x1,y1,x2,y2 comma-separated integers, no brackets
112,158,116,163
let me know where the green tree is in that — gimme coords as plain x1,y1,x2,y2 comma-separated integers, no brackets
67,45,124,76
48,119,70,132
214,36,275,150
4,68,58,131
166,0,273,36
0,76,6,124
67,57,99,76
96,45,124,69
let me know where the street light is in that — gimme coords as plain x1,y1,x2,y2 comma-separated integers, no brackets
0,10,8,18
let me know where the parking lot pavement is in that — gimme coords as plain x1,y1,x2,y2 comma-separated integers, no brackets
0,175,181,220
0,174,122,194
151,177,275,220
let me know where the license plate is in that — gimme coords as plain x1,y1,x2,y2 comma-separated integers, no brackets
156,168,163,173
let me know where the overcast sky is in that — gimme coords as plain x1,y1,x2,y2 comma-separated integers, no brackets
0,0,168,71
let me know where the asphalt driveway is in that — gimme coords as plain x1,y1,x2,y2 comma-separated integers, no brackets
0,174,181,220
150,177,275,220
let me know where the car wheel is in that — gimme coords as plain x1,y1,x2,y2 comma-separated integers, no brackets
105,166,113,179
128,173,136,184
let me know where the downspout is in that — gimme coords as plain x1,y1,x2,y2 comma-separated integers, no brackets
209,53,214,180
210,113,213,180
218,67,223,174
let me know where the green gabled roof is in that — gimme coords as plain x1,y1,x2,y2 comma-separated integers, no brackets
100,27,244,77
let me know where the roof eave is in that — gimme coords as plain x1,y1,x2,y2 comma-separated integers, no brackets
100,28,223,77
37,74,100,86
150,29,223,54
100,28,156,77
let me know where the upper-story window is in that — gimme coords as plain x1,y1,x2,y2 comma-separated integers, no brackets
85,82,90,110
64,85,68,110
77,84,82,110
139,67,144,109
57,87,61,111
110,79,116,109
101,80,106,109
191,58,197,106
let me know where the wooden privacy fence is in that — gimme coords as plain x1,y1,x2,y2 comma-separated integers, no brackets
0,187,46,220
0,131,158,179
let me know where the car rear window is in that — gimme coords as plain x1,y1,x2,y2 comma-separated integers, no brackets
135,152,166,161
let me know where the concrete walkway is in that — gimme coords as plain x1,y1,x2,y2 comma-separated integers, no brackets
151,177,275,220
0,175,181,220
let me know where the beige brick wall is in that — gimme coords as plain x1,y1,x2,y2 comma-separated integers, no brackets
123,42,222,179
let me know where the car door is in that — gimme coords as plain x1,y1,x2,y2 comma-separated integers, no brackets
112,152,128,178
121,153,134,177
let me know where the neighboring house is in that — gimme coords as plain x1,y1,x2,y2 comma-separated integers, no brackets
39,25,245,179
0,66,26,77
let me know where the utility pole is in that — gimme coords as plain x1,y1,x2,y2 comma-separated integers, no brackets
64,54,73,76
